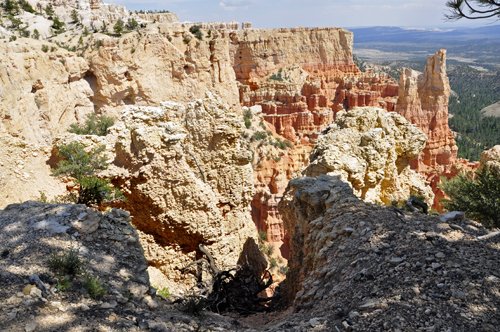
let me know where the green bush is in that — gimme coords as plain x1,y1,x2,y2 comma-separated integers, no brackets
155,286,172,298
48,247,87,276
244,117,251,129
41,44,49,52
71,9,79,23
250,131,267,142
440,165,500,227
51,142,125,206
269,257,278,268
279,266,288,275
45,3,55,17
189,25,200,34
113,19,124,35
195,30,203,41
68,113,114,136
51,16,65,32
258,230,268,243
55,273,72,292
265,244,274,256
83,272,108,299
183,36,191,44
126,18,138,31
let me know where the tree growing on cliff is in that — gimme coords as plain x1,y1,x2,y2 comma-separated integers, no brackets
113,19,124,35
45,3,55,18
445,0,500,20
126,18,138,31
71,9,79,24
68,113,115,136
440,164,500,227
2,0,19,15
52,142,125,206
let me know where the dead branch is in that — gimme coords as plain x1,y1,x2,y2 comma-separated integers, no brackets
179,242,278,315
407,196,428,214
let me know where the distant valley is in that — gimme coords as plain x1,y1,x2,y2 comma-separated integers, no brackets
351,25,500,71
352,25,500,161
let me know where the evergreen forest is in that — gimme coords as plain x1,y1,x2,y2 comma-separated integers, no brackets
447,65,500,161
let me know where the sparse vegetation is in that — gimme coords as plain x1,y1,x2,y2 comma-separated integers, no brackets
250,131,268,142
82,273,108,299
258,230,268,243
54,273,72,292
68,113,114,136
189,25,200,34
269,68,284,82
45,3,55,17
440,165,500,227
183,36,191,44
41,44,49,53
113,19,124,35
156,286,172,298
48,247,87,276
51,141,125,206
71,9,79,24
126,18,138,31
51,16,65,33
32,29,40,40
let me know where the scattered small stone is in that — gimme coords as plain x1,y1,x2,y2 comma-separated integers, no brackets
342,320,352,331
453,291,467,300
309,318,321,327
440,211,465,222
389,257,403,265
101,300,117,309
25,323,37,332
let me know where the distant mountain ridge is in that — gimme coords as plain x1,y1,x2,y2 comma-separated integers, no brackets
348,25,500,44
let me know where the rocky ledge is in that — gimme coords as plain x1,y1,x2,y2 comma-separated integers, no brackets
278,175,500,332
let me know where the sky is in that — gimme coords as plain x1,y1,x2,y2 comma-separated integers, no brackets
109,0,500,30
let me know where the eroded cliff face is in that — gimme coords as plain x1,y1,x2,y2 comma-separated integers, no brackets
304,107,434,205
0,31,240,145
52,93,264,291
89,33,240,115
0,40,92,143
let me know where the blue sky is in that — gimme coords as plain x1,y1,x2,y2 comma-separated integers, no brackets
111,0,498,29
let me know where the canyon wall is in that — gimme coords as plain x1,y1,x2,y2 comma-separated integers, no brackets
0,31,240,145
0,40,92,144
230,28,399,142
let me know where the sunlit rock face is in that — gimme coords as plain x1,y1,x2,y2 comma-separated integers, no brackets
304,107,434,205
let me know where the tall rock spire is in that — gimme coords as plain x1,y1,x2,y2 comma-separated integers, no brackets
396,49,458,169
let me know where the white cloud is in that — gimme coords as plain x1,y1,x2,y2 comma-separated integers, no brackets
219,0,257,11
